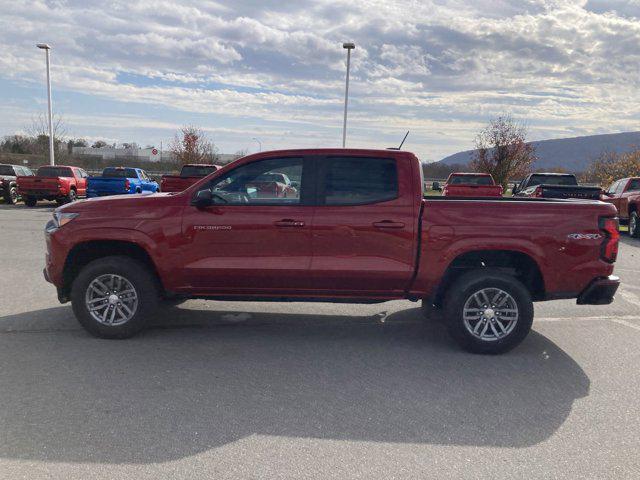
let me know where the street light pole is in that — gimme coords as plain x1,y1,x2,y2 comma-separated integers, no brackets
37,43,55,166
252,137,262,152
342,42,355,148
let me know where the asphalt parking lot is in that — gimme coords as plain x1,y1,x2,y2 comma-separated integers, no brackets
1,203,639,479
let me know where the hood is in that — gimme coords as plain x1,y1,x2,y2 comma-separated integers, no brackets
57,191,180,214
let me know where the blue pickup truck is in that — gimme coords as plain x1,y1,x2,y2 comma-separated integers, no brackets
86,167,159,198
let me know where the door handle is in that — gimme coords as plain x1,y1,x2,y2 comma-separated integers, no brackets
274,219,305,227
373,221,405,229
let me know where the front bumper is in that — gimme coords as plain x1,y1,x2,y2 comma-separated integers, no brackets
577,275,620,305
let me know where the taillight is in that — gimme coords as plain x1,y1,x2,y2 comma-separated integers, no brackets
534,186,543,197
599,217,619,263
125,179,130,191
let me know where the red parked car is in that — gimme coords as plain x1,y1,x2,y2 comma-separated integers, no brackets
442,173,503,197
602,177,640,237
18,165,88,207
43,149,619,354
160,164,221,193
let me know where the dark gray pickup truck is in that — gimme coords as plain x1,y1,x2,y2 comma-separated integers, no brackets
513,173,602,200
0,164,34,204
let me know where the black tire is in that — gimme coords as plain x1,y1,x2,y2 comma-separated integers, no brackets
4,186,18,205
71,256,160,339
444,270,533,354
24,196,37,207
136,187,142,194
67,189,77,203
629,211,639,238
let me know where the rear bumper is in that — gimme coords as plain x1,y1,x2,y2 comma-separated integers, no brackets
577,275,620,305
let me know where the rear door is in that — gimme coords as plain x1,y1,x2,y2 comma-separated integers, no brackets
310,154,416,294
615,179,629,218
180,155,315,292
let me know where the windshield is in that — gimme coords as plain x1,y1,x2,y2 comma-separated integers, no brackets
36,166,73,178
181,165,218,177
528,174,577,186
448,175,493,185
103,168,137,178
0,165,15,175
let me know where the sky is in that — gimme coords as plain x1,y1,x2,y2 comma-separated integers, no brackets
1,0,640,162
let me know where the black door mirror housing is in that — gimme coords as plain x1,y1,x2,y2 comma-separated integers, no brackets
192,189,213,208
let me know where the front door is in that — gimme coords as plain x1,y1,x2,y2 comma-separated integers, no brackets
180,156,315,293
310,155,417,295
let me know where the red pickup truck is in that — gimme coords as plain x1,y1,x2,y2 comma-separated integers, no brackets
18,165,88,207
44,149,619,354
602,177,640,237
442,173,503,197
160,164,221,193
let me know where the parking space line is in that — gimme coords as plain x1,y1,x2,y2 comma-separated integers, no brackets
537,315,640,332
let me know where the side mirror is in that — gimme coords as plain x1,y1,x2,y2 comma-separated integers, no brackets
192,189,212,208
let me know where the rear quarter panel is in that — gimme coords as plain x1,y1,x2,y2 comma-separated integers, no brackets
413,198,617,298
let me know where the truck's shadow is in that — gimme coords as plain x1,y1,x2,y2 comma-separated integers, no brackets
0,304,589,464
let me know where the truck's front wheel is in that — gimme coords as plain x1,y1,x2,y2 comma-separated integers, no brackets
71,256,159,339
444,270,533,354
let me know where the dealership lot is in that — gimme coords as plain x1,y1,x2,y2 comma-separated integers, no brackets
1,204,639,479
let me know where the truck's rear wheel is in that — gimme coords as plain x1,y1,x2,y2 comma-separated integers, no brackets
444,270,533,354
71,256,159,339
67,189,77,203
629,211,639,238
24,196,37,207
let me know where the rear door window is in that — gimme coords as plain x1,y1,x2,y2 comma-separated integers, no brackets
319,156,398,205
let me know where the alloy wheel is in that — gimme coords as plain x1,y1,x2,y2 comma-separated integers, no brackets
85,274,139,326
462,288,519,341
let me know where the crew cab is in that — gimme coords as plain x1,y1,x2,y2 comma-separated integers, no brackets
87,167,159,198
513,173,601,200
160,164,221,193
44,149,620,354
442,173,503,197
0,164,34,204
602,177,640,237
18,165,88,207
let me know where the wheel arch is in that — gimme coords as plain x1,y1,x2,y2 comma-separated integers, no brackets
432,249,545,306
62,240,164,300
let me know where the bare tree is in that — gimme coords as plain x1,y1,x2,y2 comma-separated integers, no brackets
26,113,68,159
170,126,218,165
470,115,536,190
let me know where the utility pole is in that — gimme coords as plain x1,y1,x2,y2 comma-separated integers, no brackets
37,43,55,165
342,42,355,148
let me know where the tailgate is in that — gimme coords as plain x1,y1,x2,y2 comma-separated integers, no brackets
88,177,127,194
161,176,195,192
541,185,602,200
18,177,59,193
444,184,503,197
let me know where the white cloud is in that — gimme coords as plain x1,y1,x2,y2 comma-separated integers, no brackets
1,0,640,160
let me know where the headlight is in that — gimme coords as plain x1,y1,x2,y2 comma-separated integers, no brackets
45,212,79,233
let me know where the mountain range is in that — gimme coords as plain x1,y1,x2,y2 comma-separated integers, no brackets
437,131,640,172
